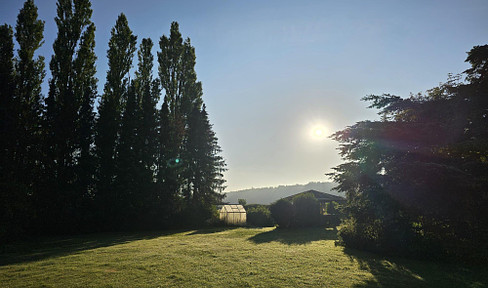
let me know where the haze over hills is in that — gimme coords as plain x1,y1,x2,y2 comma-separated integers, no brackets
223,182,342,205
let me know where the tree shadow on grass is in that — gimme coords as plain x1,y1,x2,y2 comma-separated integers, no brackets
185,226,239,235
343,247,488,288
0,230,185,267
248,227,338,245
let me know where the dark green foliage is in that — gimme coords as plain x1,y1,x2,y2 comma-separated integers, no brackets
13,0,45,196
1,4,226,239
0,1,45,240
14,1,45,176
269,199,294,228
74,21,97,207
133,38,161,227
135,38,159,186
95,13,137,228
292,193,321,227
270,194,326,228
115,83,141,227
330,45,488,262
157,22,225,225
43,0,97,232
0,24,16,183
246,206,274,227
183,105,226,224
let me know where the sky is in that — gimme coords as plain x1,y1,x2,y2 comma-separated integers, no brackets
1,0,487,191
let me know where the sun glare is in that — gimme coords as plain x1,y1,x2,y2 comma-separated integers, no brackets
310,124,327,140
314,128,324,137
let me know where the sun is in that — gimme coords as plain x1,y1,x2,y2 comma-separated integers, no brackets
311,125,327,139
313,127,324,137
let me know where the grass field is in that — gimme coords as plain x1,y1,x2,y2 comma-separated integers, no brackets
0,227,486,287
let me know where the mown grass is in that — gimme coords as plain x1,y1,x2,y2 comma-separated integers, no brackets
0,227,486,287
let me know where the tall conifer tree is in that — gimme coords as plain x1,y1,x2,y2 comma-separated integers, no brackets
184,105,226,222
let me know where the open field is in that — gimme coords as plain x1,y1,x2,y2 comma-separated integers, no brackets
0,227,486,287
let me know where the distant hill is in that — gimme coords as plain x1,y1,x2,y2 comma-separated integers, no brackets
223,182,341,205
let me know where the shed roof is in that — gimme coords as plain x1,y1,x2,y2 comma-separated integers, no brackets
284,190,345,202
220,204,246,213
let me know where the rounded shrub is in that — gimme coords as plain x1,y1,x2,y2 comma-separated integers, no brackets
269,199,294,228
247,205,274,227
292,193,321,227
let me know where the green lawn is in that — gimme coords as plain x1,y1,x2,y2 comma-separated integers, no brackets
0,227,486,287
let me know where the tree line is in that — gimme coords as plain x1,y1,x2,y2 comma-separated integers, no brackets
329,45,488,262
0,0,226,242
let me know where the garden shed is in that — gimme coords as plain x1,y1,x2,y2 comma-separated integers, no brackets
219,204,246,225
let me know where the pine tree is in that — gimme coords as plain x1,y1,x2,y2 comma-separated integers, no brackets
95,13,136,226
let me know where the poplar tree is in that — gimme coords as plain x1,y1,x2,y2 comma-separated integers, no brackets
157,22,203,207
116,82,139,225
14,0,45,192
134,38,160,222
0,23,25,241
73,21,97,205
45,0,95,229
0,25,15,179
96,13,136,225
156,100,178,222
135,39,159,183
158,22,225,223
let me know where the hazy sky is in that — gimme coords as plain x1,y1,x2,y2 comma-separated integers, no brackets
2,0,487,191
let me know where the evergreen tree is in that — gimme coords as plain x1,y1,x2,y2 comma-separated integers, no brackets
184,105,226,222
329,45,488,261
156,100,179,223
95,13,136,226
44,0,95,230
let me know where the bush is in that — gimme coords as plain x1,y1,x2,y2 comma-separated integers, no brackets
247,205,274,227
292,193,321,227
269,199,294,228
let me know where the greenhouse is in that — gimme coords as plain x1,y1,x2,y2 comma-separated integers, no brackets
219,205,246,225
